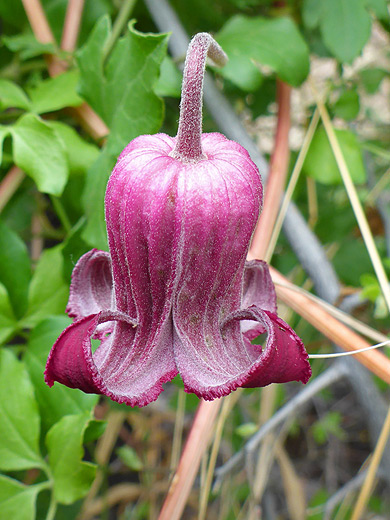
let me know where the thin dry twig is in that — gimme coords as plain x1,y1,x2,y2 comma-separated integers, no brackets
0,166,25,213
157,400,221,520
21,0,108,138
350,404,390,520
272,268,390,383
311,79,390,313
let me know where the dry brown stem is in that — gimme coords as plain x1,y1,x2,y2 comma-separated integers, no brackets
61,0,85,52
157,399,221,520
0,167,25,213
271,267,390,384
21,0,108,137
249,80,291,260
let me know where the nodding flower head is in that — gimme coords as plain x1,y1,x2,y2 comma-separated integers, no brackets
45,33,311,407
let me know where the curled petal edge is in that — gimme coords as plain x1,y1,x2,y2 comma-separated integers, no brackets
180,305,311,401
44,311,177,407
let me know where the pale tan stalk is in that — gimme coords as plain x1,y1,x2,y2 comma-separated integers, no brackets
198,392,240,520
311,80,390,313
0,167,25,212
21,0,108,138
249,80,291,260
157,400,221,520
271,267,390,384
350,404,390,520
263,108,320,262
61,0,85,52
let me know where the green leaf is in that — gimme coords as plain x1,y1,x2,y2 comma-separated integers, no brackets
81,146,112,249
116,446,143,471
333,89,360,120
22,246,69,328
359,67,387,93
235,422,258,438
154,56,182,98
27,70,83,114
10,113,69,196
0,219,31,319
46,413,97,504
77,18,169,248
77,17,167,149
2,33,56,60
0,475,43,520
24,317,98,435
48,121,99,175
364,0,390,19
0,79,31,110
320,0,371,63
303,126,366,185
0,349,43,471
0,126,10,165
216,15,310,90
302,0,323,29
0,284,18,345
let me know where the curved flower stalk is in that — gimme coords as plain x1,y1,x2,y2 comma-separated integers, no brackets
45,33,311,407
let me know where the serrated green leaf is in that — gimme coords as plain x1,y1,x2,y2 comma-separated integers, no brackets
46,413,97,504
0,219,31,319
10,113,68,196
216,15,310,90
77,17,167,148
77,18,169,248
27,70,83,114
303,126,366,185
0,349,43,471
2,33,56,60
22,246,69,328
24,317,98,435
320,0,371,63
0,475,43,520
48,121,99,175
333,89,360,120
0,79,31,110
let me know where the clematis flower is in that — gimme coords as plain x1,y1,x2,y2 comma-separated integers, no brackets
45,33,311,407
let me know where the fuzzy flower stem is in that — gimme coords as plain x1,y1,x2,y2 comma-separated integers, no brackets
171,33,227,163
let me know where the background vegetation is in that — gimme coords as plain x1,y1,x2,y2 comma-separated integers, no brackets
0,0,389,518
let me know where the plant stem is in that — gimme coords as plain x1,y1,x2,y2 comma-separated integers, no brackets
50,196,72,233
0,167,25,212
248,80,291,260
61,0,85,52
157,399,221,520
171,33,227,163
351,404,390,520
103,0,138,61
311,79,390,314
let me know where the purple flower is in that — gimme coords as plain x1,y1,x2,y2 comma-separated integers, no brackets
45,33,311,407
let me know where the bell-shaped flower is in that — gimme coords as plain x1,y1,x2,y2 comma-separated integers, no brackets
45,33,311,407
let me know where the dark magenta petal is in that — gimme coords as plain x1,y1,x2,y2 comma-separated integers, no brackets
45,311,178,407
243,260,277,313
66,249,113,319
174,305,311,400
